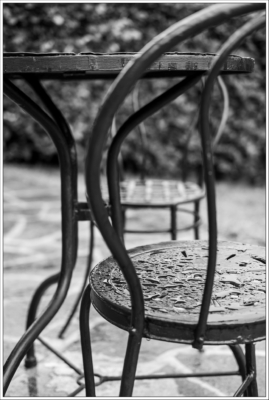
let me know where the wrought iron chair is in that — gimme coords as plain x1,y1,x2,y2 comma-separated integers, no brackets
104,76,229,241
81,4,265,397
58,74,228,340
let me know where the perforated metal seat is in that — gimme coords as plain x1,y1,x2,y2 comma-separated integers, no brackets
102,179,205,207
90,240,265,344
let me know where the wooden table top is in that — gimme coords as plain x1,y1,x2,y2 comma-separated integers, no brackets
3,52,255,80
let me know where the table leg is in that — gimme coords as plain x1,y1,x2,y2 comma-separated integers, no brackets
3,78,78,394
25,273,59,368
58,220,95,338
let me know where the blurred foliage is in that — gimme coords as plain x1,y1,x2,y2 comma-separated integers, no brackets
3,3,266,183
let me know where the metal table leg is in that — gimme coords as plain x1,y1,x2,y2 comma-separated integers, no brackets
3,78,78,394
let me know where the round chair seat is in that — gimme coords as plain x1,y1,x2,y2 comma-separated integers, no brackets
102,179,205,207
90,240,265,345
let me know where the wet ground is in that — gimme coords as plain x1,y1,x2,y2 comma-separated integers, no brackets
3,165,266,397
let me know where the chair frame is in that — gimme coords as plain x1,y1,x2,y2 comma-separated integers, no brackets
58,71,229,338
82,4,265,397
112,80,205,240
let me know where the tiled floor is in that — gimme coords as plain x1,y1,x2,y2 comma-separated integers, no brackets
3,165,266,397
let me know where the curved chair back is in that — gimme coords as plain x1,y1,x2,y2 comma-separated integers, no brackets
131,74,229,183
214,76,229,148
132,81,149,181
85,3,265,366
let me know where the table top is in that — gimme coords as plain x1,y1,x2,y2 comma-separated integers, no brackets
3,52,254,80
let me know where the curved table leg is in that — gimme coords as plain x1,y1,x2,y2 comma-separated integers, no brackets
3,78,78,394
24,273,60,368
23,77,80,358
58,221,95,338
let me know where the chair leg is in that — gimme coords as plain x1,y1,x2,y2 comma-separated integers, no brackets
229,345,247,383
233,343,258,397
194,200,200,240
245,343,258,397
119,329,142,396
121,207,126,231
170,205,177,240
58,221,95,338
24,273,59,368
80,285,96,397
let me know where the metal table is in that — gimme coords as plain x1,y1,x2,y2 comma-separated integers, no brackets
3,50,256,393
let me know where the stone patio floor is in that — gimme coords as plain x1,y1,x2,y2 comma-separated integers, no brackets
3,165,267,398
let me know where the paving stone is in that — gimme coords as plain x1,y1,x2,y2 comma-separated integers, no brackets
3,165,266,397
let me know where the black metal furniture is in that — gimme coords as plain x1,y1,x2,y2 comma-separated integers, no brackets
81,4,265,398
3,54,248,379
62,73,229,345
103,75,229,241
3,3,265,397
3,50,241,395
59,73,229,341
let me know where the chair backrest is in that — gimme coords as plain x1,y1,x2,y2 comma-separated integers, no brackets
130,74,229,183
131,81,148,181
214,76,229,149
85,4,265,349
109,117,125,182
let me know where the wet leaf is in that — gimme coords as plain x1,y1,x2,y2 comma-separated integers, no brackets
243,300,255,306
214,290,231,298
145,277,160,283
230,289,241,294
163,284,181,288
150,305,164,309
251,255,266,264
187,277,203,282
173,278,184,284
144,293,160,300
252,278,264,282
150,250,166,255
226,254,236,260
184,304,199,310
143,282,158,286
220,276,242,287
226,303,241,310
